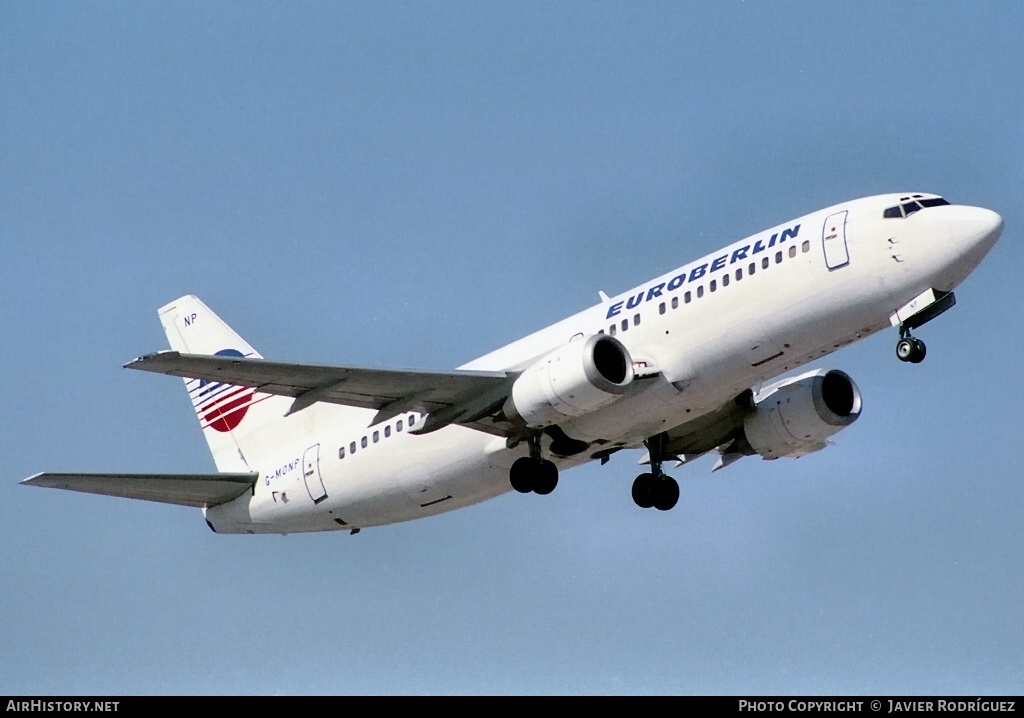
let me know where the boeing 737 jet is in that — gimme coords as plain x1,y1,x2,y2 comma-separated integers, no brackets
23,193,1003,534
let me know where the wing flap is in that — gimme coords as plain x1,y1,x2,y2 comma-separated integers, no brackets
661,394,750,457
21,472,259,508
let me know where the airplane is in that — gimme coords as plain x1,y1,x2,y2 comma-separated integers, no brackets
22,193,1003,534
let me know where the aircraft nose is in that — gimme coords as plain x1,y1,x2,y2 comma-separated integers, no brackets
948,205,1004,253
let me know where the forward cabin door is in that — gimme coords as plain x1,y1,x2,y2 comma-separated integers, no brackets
822,210,850,270
302,444,327,504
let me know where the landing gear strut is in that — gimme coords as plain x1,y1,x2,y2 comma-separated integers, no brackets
632,433,680,511
895,326,926,364
509,432,558,495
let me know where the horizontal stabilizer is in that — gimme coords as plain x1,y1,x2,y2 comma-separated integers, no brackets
21,472,259,508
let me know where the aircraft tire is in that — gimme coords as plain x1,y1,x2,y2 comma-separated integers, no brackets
509,457,536,494
632,473,656,509
896,338,916,362
910,338,927,363
652,477,680,511
533,460,558,495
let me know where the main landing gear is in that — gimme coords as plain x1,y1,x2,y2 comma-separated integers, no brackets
507,431,680,511
631,433,679,512
509,433,559,495
895,327,926,364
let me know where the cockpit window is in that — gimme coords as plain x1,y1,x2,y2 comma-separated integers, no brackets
883,196,950,218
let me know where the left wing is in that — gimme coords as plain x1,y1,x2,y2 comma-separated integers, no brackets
21,472,259,508
126,351,515,435
645,368,861,472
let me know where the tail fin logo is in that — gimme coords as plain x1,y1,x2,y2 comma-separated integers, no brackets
189,349,256,433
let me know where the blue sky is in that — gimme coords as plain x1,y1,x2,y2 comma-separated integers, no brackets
2,2,1021,695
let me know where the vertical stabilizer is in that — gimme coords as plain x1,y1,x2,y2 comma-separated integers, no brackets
157,295,293,472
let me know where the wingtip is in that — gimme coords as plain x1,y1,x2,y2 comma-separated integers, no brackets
123,350,179,370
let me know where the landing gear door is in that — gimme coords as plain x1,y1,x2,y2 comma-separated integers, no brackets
822,210,850,270
302,444,327,504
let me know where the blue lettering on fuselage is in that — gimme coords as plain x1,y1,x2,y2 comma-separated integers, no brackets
603,223,800,319
780,225,799,243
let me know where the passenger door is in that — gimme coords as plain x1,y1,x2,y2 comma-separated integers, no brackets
822,210,850,270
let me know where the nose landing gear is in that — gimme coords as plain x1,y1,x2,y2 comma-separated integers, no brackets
892,289,957,364
896,327,927,364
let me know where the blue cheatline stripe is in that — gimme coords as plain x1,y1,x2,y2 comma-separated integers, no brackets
191,382,232,404
196,386,252,413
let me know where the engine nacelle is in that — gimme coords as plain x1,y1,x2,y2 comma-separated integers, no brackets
503,334,633,428
742,369,862,459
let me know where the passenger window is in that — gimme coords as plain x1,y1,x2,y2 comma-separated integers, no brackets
722,274,730,287
671,296,679,309
789,245,797,258
697,286,704,298
735,268,742,281
409,414,416,427
361,436,368,449
633,314,640,326
621,319,628,331
350,441,357,454
385,426,391,438
397,420,403,432
775,251,783,264
762,257,769,269
802,240,810,253
609,324,617,336
373,431,379,443
659,302,666,315
339,446,346,459
748,262,756,275
598,329,605,334
684,291,692,304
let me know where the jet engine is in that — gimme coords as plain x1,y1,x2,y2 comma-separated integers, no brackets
503,334,633,428
741,369,862,459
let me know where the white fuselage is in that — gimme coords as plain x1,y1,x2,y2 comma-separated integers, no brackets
205,194,1002,533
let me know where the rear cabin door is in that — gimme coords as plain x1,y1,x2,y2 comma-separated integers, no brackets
822,210,850,270
302,444,327,504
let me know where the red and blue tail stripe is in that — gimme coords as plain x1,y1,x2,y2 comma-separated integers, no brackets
186,349,266,433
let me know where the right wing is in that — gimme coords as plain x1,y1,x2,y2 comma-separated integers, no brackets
125,350,515,435
21,472,259,508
